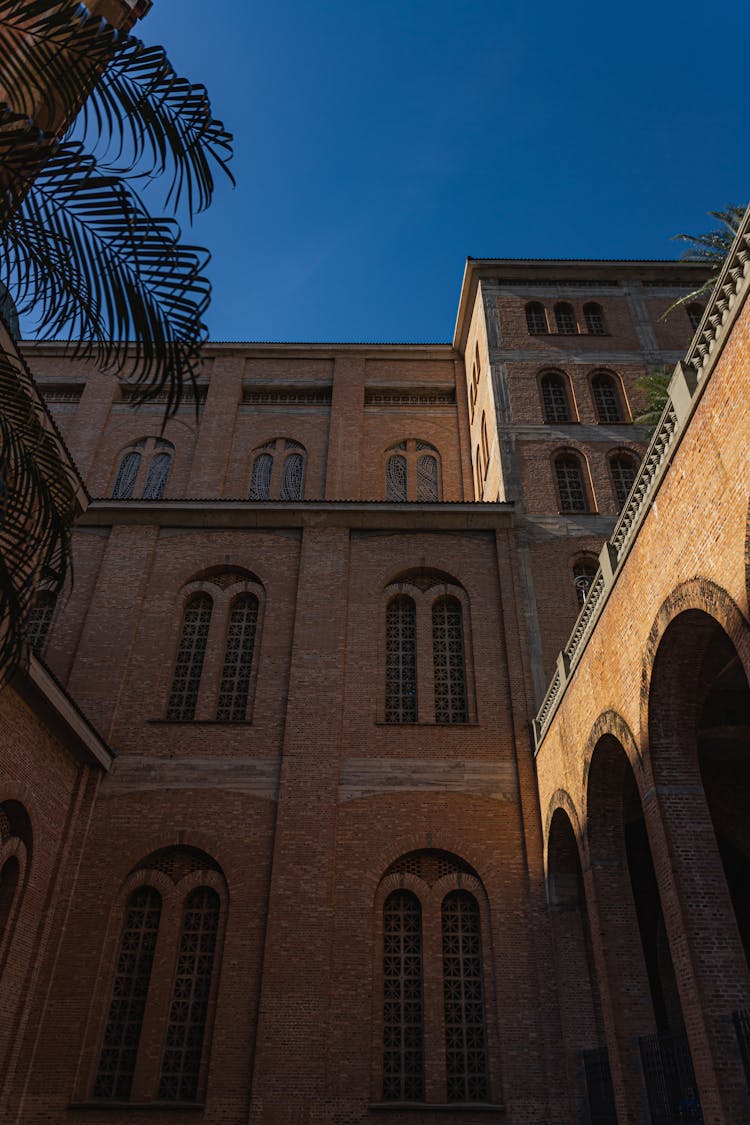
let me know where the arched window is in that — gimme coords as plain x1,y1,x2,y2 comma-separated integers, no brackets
442,891,489,1102
216,594,258,721
385,440,441,502
481,414,489,469
167,593,213,721
142,452,172,500
0,802,31,960
0,858,20,946
158,887,221,1102
94,886,162,1100
525,301,547,335
686,302,704,331
433,596,468,724
382,890,424,1101
281,452,305,500
25,589,56,653
555,453,589,513
540,371,571,423
583,302,606,335
385,596,417,723
248,439,306,500
591,372,624,423
555,302,577,335
475,446,483,496
112,449,142,499
573,557,598,607
610,452,638,508
249,452,273,500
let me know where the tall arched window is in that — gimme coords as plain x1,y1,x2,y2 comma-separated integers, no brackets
573,557,598,607
386,448,408,501
25,589,56,653
167,593,213,721
555,453,589,513
591,372,625,423
0,858,20,946
540,371,571,423
686,302,704,330
0,801,31,960
112,449,142,499
475,446,483,496
281,452,305,500
112,438,174,499
555,302,577,334
583,302,606,335
610,452,638,508
385,596,418,723
94,887,162,1100
481,414,489,469
143,452,172,500
249,438,306,500
385,440,441,502
525,301,547,335
249,452,273,500
158,887,221,1102
416,451,439,502
442,891,489,1102
216,594,258,721
382,890,424,1102
433,596,468,724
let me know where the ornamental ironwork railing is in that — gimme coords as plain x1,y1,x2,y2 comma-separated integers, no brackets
638,1032,703,1124
582,1047,617,1124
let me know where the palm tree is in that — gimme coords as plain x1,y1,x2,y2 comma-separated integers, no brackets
667,205,746,312
0,0,233,677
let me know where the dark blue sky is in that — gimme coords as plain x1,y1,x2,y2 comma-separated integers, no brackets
143,0,749,343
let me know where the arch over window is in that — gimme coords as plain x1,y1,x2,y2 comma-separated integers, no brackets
686,302,704,331
591,372,625,423
526,301,547,335
385,595,418,723
610,452,639,508
573,557,598,607
249,438,306,501
167,593,213,721
385,440,441,502
442,891,489,1102
216,593,259,721
555,453,589,513
555,302,577,335
94,886,162,1100
158,887,221,1102
584,302,607,335
432,596,468,724
540,371,572,423
25,589,56,654
382,890,424,1101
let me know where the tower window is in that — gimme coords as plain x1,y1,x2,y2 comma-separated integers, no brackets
591,372,625,423
610,452,638,508
382,890,424,1101
216,594,259,721
442,891,489,1102
583,302,606,335
554,303,577,335
385,595,418,723
540,372,571,423
525,302,547,335
555,453,589,513
167,593,213,721
432,596,468,724
573,558,598,606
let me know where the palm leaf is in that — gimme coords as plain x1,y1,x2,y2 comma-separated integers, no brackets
0,116,211,412
663,205,746,318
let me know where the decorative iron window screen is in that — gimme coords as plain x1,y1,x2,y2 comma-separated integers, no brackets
280,453,304,500
442,891,489,1102
386,455,408,501
112,451,141,498
249,453,273,500
382,890,425,1102
94,887,162,1100
416,455,439,501
25,591,56,652
142,453,171,500
432,596,468,724
541,374,570,423
158,887,220,1102
216,594,258,721
385,596,418,723
167,594,213,721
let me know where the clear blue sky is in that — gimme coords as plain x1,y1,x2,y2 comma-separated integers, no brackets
142,0,750,343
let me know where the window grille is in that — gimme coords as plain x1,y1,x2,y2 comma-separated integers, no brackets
216,594,258,721
442,891,489,1102
432,596,468,724
249,453,273,500
385,596,418,723
584,302,606,335
573,559,598,606
540,373,570,423
386,850,476,886
686,302,704,330
592,374,623,423
382,891,424,1102
386,455,408,502
167,594,212,721
525,302,547,335
416,455,439,502
159,887,220,1103
555,303,577,334
139,847,221,883
142,453,171,500
610,454,637,508
25,590,56,653
95,886,162,1101
555,455,588,512
113,451,141,499
280,453,304,500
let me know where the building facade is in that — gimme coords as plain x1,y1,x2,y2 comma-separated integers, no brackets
3,245,749,1125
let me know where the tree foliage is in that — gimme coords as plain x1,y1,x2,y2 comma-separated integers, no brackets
665,205,746,315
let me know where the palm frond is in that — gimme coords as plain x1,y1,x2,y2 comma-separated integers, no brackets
632,365,672,434
0,344,76,682
0,116,211,412
663,204,746,319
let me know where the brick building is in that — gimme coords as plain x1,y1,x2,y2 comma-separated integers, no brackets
0,211,746,1125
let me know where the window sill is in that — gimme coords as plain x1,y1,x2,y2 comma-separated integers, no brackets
375,721,480,728
147,719,254,726
70,1102,204,1112
369,1103,504,1114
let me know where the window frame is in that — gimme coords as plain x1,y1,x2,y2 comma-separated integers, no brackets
0,801,31,978
609,449,640,510
590,369,629,424
583,301,607,336
525,301,548,335
554,302,578,335
553,450,595,514
111,437,175,500
248,437,307,501
538,369,575,424
383,440,442,503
